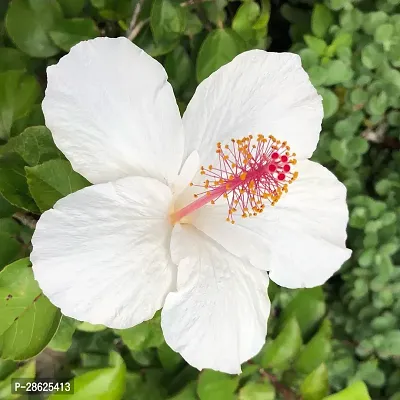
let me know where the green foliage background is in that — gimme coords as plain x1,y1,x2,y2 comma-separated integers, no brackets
0,0,399,398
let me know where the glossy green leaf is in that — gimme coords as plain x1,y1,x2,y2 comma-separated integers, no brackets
304,35,327,55
262,317,302,371
301,363,329,400
165,45,193,93
0,360,35,400
122,371,166,400
48,316,78,352
151,0,186,43
311,4,333,38
197,370,239,400
50,352,126,399
0,195,17,218
26,159,90,212
280,288,326,337
184,12,203,36
77,321,107,332
324,60,353,85
0,258,61,359
323,381,371,400
361,43,384,69
158,342,182,372
50,18,100,51
239,382,275,400
196,28,243,82
0,47,30,72
319,88,339,119
117,312,164,351
0,70,40,141
168,382,197,400
232,2,260,42
2,126,62,166
6,0,63,58
58,0,86,17
0,153,38,212
0,233,20,269
295,319,332,374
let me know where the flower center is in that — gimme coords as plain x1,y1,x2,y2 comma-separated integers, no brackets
171,134,298,224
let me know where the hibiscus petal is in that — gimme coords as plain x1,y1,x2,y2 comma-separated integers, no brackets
31,176,175,328
191,160,351,288
162,224,270,374
43,37,184,185
183,50,322,164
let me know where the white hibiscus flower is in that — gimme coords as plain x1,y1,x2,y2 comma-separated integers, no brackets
31,37,351,374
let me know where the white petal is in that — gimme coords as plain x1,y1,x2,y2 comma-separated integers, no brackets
182,50,322,165
161,225,270,374
191,160,351,288
31,176,175,328
172,150,200,197
43,37,184,185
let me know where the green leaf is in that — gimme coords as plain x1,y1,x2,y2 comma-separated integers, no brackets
197,370,239,400
239,382,276,400
48,316,78,352
0,195,17,218
0,233,20,269
295,319,332,374
26,159,90,212
366,92,388,116
117,312,164,352
58,0,86,17
50,351,126,399
376,330,400,358
151,0,186,43
311,4,333,38
165,45,193,93
0,359,18,380
0,153,38,212
6,0,63,58
11,104,45,137
326,0,348,11
122,371,166,400
324,59,353,85
363,12,388,35
2,126,62,166
326,33,352,58
252,0,270,31
49,18,100,52
184,12,203,36
304,35,327,56
308,65,327,87
0,258,61,360
0,361,35,400
340,9,363,31
361,43,384,69
347,137,369,155
196,28,243,83
262,317,302,371
0,70,40,141
319,88,339,119
301,364,329,400
158,342,182,372
299,48,319,69
0,47,30,73
76,321,107,332
168,382,197,400
280,288,326,337
323,381,371,400
374,24,394,46
232,1,261,42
